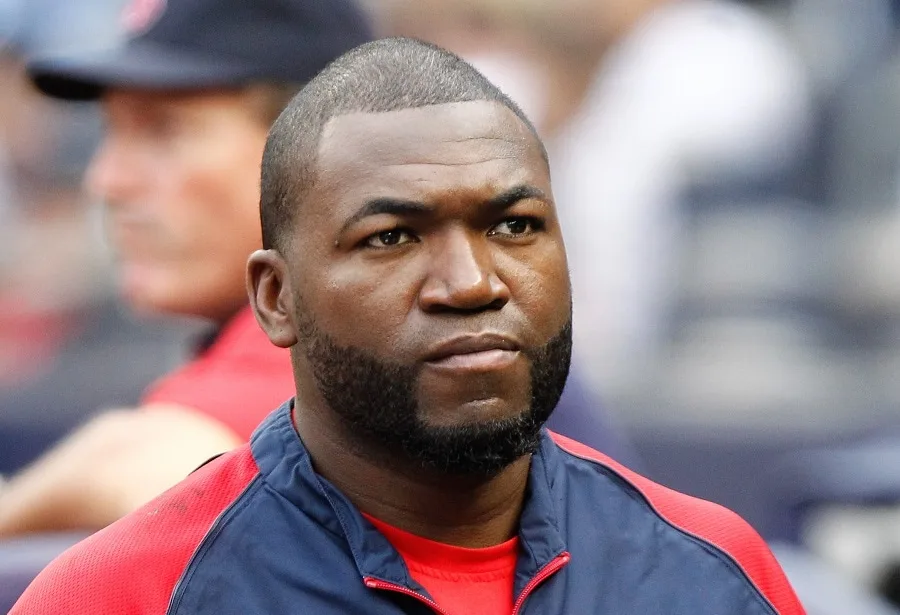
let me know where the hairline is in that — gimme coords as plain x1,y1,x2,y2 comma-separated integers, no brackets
282,101,549,246
267,100,549,254
321,99,546,157
259,38,550,252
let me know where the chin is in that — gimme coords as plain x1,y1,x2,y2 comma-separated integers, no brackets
119,278,197,319
420,396,530,429
118,266,236,321
416,364,533,428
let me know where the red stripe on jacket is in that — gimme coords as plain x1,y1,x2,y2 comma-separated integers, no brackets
11,446,259,615
549,431,804,615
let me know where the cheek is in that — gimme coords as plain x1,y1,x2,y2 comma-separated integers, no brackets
303,258,422,348
499,247,570,331
161,150,261,252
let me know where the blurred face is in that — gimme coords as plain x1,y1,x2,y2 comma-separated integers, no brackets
87,89,269,321
274,101,572,474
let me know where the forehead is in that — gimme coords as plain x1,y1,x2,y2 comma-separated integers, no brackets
101,88,256,121
315,101,549,209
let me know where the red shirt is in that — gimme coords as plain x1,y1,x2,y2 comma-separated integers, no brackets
364,514,518,615
141,306,294,440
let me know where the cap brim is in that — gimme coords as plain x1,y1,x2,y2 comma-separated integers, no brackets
27,40,258,101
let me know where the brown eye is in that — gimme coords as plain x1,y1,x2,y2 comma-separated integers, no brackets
489,217,543,237
365,229,415,248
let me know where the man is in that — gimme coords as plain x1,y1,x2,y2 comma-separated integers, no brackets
0,0,634,545
12,38,803,614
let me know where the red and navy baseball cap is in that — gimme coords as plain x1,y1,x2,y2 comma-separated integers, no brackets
26,0,374,101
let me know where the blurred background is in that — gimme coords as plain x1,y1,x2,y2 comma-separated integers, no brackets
6,0,900,610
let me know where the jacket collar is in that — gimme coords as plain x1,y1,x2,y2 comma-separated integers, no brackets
251,400,568,595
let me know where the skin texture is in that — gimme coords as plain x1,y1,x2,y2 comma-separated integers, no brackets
248,100,571,547
88,89,270,322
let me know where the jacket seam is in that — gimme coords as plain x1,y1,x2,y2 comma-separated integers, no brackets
165,475,264,615
555,446,779,615
534,450,563,537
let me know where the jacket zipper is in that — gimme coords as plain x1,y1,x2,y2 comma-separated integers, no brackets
364,577,452,615
364,551,570,615
511,552,571,615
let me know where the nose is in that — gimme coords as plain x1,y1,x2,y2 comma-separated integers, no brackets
418,228,511,313
84,134,142,206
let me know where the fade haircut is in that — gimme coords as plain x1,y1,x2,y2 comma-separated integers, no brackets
259,37,546,251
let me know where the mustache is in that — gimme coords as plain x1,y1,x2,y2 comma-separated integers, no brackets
367,319,571,373
293,288,573,369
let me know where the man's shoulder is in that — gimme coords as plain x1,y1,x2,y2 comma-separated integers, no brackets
550,430,763,544
548,431,803,615
10,447,260,614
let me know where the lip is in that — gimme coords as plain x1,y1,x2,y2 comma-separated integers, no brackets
423,333,522,371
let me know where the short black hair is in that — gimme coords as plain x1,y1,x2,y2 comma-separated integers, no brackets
259,36,546,251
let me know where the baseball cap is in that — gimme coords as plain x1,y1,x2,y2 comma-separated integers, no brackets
26,0,374,101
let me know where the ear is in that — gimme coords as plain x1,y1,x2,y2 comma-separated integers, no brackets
246,249,299,348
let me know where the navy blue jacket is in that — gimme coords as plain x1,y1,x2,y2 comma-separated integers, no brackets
13,401,804,614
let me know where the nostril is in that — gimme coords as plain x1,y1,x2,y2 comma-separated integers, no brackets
429,298,506,316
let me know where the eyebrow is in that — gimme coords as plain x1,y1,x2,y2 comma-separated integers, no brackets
339,184,548,235
485,185,548,212
339,198,432,234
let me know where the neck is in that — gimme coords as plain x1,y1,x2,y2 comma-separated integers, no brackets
293,402,532,548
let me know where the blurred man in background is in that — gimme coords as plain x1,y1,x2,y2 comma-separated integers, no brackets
0,0,369,609
0,0,188,479
0,0,372,539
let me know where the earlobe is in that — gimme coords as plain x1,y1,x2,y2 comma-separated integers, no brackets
246,249,299,348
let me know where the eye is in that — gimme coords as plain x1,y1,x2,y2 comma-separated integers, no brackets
364,228,417,249
489,216,544,237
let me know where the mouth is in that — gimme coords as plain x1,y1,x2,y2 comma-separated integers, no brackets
423,333,522,372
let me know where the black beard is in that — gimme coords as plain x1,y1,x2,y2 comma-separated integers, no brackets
295,316,572,477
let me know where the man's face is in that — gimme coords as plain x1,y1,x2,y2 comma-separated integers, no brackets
87,89,269,321
284,101,572,474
